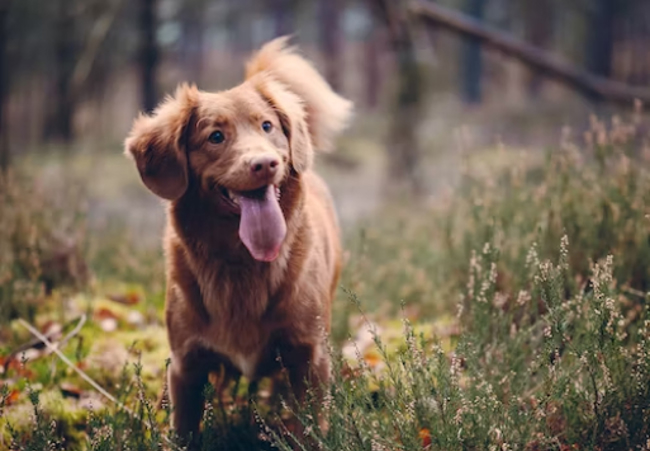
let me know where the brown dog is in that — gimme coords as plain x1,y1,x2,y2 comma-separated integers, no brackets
124,37,352,444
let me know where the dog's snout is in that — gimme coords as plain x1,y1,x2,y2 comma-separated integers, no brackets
250,155,279,179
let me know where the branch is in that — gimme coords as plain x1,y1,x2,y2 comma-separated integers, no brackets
409,0,650,105
17,318,181,450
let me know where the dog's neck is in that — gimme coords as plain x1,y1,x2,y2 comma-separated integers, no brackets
168,173,307,324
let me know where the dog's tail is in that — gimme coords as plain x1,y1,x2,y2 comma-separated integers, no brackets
246,36,353,152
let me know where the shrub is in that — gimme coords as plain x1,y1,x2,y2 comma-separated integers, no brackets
269,244,650,451
0,170,88,326
3,112,650,450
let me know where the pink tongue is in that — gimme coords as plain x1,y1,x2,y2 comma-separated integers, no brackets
238,185,287,262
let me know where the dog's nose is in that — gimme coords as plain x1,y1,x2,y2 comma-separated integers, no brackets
250,155,279,179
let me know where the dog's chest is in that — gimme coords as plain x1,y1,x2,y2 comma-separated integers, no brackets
196,264,280,379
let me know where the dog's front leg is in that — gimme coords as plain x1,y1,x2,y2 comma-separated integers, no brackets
168,361,208,446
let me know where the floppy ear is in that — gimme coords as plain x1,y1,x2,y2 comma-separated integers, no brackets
246,36,353,152
256,77,313,173
124,84,199,200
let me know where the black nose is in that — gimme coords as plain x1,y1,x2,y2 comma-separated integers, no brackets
250,155,279,178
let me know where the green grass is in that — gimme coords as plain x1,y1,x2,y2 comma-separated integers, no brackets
1,112,650,450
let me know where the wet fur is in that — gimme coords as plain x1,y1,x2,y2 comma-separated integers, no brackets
124,37,352,444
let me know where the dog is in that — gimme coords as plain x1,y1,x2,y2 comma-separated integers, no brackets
124,37,352,445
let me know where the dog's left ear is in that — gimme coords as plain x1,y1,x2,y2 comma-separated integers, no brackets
256,78,313,173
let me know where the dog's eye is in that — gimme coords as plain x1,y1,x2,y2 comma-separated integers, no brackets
208,130,225,144
262,121,272,133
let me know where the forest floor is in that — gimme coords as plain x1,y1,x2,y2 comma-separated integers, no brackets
1,103,649,450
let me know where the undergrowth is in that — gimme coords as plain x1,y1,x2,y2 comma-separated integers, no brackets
0,170,88,326
1,112,650,450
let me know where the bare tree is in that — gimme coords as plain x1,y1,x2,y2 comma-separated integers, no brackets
0,0,7,171
320,0,342,91
367,0,423,197
460,0,486,104
272,0,295,37
364,24,381,109
585,0,617,83
139,0,158,113
44,0,77,142
179,0,205,85
524,0,553,97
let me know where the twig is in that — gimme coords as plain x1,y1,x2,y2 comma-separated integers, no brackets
58,313,87,349
49,314,87,377
17,318,180,450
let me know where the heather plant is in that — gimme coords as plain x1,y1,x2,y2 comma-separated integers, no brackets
0,170,88,326
2,111,650,450
341,111,650,330
268,242,650,451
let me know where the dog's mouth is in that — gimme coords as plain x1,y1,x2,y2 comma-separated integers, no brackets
217,184,286,262
218,185,281,211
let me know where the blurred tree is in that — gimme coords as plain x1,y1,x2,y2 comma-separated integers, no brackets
364,23,381,109
0,0,7,171
524,0,553,97
367,0,423,197
585,0,617,84
179,0,206,85
461,0,486,104
272,0,295,37
228,0,254,54
44,0,78,143
139,0,158,113
320,0,342,91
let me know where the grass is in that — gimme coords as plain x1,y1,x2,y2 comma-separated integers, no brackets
1,110,650,450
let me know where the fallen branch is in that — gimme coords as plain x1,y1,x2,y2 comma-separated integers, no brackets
17,318,180,450
409,0,650,105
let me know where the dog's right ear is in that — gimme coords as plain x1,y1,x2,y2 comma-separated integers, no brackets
125,84,199,200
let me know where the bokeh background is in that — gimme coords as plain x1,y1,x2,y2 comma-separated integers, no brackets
2,0,649,233
2,1,650,449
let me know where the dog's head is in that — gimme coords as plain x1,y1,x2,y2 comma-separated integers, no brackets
125,37,352,262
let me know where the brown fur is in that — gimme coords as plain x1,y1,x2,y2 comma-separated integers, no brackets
124,37,352,445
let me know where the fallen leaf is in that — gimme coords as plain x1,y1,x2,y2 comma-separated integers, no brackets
419,427,432,448
95,307,120,320
95,307,120,332
3,389,20,406
108,291,141,306
363,349,384,369
60,382,83,399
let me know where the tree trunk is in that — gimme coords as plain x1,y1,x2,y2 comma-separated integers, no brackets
272,0,294,37
391,32,423,196
179,0,205,85
0,0,8,171
139,0,158,113
460,0,486,104
586,0,617,82
320,0,342,91
366,0,423,198
524,0,553,97
45,0,76,142
364,26,381,109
